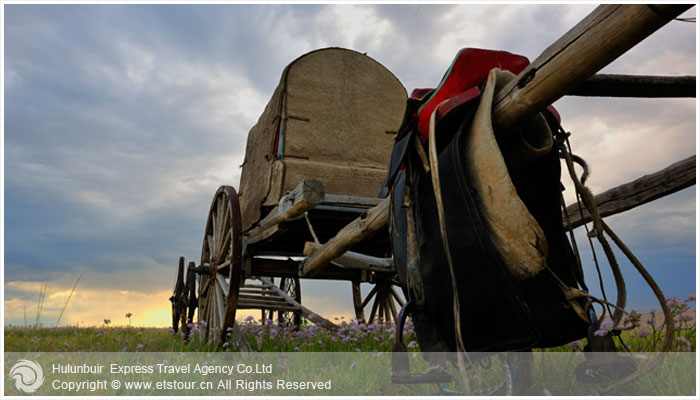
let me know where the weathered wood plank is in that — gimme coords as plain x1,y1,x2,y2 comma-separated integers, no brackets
300,197,390,277
564,155,695,230
570,74,696,98
237,301,300,311
321,194,383,208
493,4,693,129
259,277,338,331
245,178,325,239
237,294,286,302
303,242,394,271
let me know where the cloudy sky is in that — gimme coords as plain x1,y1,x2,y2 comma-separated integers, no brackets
3,4,696,327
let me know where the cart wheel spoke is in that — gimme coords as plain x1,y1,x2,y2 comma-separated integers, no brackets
353,276,404,324
216,273,229,297
278,277,301,329
217,229,232,264
215,280,225,331
360,285,379,309
198,186,242,345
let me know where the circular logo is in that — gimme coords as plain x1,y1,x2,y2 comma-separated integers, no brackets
10,359,45,393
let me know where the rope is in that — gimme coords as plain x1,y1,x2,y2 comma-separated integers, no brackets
596,221,676,394
561,133,613,318
559,138,627,326
557,128,675,394
304,212,320,244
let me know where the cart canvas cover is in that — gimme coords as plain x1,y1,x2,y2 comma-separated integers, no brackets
238,48,407,230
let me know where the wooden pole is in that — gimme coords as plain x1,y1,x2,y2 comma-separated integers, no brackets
303,242,394,271
564,155,695,230
493,4,693,129
300,197,390,277
570,74,696,98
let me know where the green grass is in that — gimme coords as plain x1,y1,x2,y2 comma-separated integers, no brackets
4,295,695,353
4,296,695,396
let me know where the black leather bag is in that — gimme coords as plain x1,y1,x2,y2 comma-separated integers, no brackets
387,89,590,352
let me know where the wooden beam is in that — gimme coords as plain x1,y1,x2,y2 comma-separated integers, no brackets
564,155,695,230
258,277,338,331
493,4,693,129
244,178,324,239
303,242,394,271
249,257,363,281
570,74,696,98
300,197,390,277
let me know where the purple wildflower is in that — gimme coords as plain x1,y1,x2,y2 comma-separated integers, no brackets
638,329,651,338
678,311,695,322
136,344,144,351
125,312,132,318
593,320,613,336
568,340,583,351
667,297,686,308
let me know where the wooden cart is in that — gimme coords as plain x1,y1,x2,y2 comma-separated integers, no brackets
170,48,408,341
170,5,696,353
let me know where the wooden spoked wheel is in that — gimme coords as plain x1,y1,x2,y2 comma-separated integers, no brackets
198,186,243,343
353,274,404,323
278,277,302,328
171,257,199,337
170,257,186,333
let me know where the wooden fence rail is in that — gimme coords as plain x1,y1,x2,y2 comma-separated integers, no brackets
570,74,696,98
564,155,696,230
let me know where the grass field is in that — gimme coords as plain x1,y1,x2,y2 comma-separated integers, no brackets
4,295,696,353
4,295,696,396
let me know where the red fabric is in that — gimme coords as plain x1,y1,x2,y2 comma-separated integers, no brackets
416,48,530,141
410,88,433,100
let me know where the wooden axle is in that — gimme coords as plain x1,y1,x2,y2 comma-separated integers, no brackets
564,155,696,230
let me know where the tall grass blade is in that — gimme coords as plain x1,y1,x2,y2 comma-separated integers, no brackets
55,272,85,327
35,275,49,327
